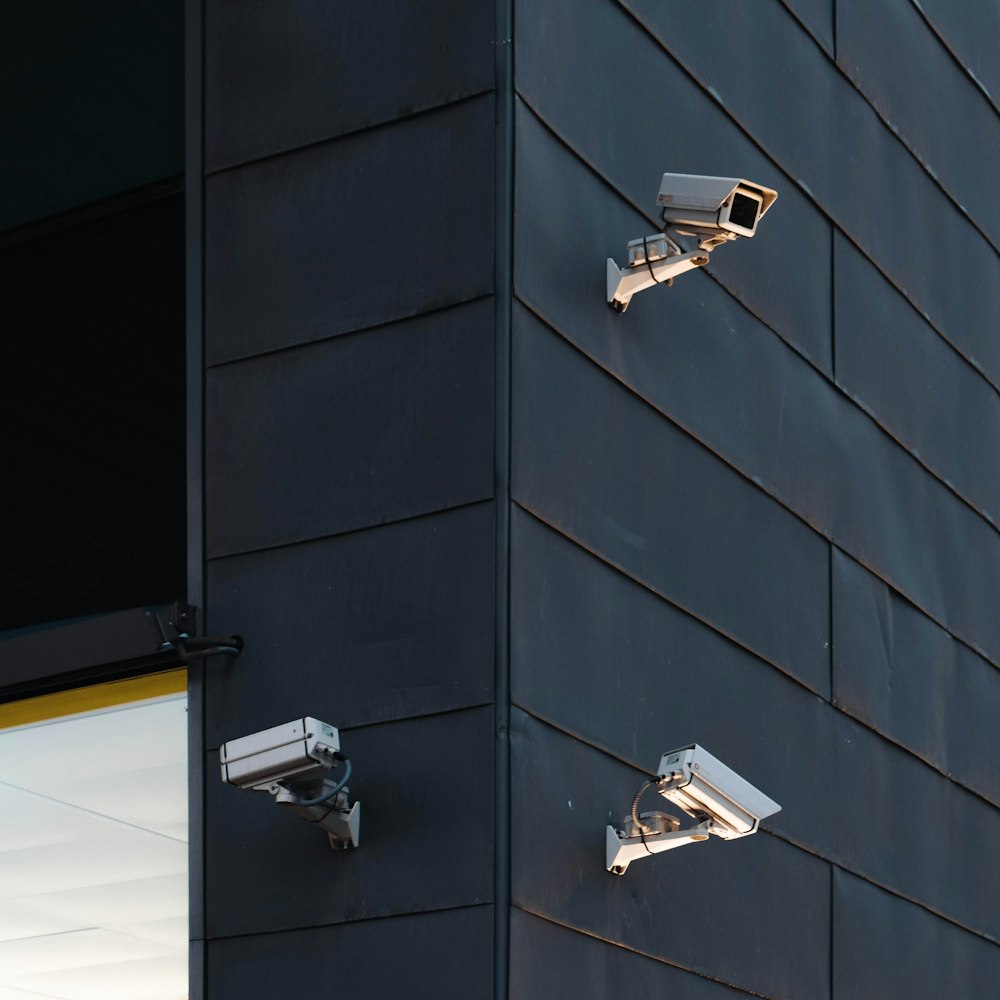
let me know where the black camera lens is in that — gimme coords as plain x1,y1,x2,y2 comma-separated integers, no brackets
729,192,759,231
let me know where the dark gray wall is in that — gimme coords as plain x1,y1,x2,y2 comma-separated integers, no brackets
194,1,1000,998
509,0,1000,997
195,2,501,996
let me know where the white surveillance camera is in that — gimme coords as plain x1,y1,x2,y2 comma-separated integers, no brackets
220,716,341,790
656,174,778,244
605,743,780,875
655,744,780,839
607,173,778,312
221,717,360,850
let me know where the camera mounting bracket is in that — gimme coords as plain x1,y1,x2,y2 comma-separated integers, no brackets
272,781,361,851
606,243,709,313
606,813,712,875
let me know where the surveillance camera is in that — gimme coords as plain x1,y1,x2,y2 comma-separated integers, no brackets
656,744,780,840
221,717,360,850
220,716,341,790
656,174,778,245
605,744,780,875
607,173,777,312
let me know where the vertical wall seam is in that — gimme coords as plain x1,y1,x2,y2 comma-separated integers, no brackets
493,0,515,996
830,225,836,383
830,862,836,999
185,4,206,618
828,540,835,705
184,0,207,996
829,228,836,707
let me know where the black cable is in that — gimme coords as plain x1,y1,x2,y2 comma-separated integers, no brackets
642,235,663,285
179,635,244,650
630,776,667,845
168,635,244,663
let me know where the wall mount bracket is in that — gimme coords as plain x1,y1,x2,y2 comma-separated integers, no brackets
606,234,709,313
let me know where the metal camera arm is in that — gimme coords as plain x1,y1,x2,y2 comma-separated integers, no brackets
605,811,712,875
271,776,361,851
606,232,710,313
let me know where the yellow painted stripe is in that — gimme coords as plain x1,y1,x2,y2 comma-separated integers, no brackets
0,669,187,730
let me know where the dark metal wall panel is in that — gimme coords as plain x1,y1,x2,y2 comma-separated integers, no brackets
189,0,1000,991
513,108,1000,667
834,232,1000,525
189,938,204,1000
510,710,831,1000
208,906,493,1000
622,0,1000,387
833,869,1000,1000
779,0,834,55
205,707,493,938
512,309,830,684
836,0,1000,249
205,301,494,557
510,506,833,790
911,0,1000,112
187,3,206,994
514,0,832,375
511,510,1000,940
204,97,494,365
824,713,1000,941
205,0,494,172
198,1,502,982
510,910,750,999
832,548,1000,808
204,505,495,747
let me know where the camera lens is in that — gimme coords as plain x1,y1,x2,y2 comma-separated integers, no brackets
729,192,759,231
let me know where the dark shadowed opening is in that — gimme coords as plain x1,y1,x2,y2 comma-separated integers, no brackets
0,193,186,632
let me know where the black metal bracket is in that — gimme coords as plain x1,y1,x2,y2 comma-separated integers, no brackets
147,601,243,663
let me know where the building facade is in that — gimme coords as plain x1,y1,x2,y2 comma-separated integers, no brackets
3,1,1000,997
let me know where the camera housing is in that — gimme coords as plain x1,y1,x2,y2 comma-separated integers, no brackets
656,173,778,242
656,743,780,840
220,716,340,790
605,743,780,874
